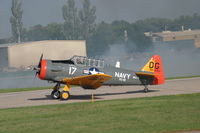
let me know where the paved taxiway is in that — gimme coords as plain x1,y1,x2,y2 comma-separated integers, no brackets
0,78,200,109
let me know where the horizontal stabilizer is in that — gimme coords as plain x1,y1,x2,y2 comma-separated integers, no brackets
135,71,154,76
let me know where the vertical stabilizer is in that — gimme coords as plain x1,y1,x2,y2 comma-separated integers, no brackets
141,55,165,85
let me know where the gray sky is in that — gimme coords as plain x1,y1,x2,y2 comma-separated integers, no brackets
1,0,200,38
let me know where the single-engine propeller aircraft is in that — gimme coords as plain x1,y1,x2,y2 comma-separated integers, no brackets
34,55,165,100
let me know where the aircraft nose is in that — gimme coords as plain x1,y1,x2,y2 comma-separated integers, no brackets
38,60,47,80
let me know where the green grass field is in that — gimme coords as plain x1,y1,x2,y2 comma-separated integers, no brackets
0,86,51,93
0,93,200,133
166,75,200,80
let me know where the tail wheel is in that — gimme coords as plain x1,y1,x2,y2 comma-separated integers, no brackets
51,90,61,99
60,91,70,100
144,87,149,93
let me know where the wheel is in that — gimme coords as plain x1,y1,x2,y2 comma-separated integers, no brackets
60,91,70,100
51,90,60,99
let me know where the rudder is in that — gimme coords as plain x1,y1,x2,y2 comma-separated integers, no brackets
141,55,165,85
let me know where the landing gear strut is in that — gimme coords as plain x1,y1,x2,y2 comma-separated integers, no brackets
60,84,71,100
51,83,71,100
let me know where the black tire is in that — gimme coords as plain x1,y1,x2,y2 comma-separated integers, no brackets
60,91,70,100
51,90,61,99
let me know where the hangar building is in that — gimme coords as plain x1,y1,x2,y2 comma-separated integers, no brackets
145,29,200,48
0,40,86,68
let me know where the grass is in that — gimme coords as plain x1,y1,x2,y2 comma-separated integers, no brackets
0,86,50,93
166,75,200,80
0,93,200,133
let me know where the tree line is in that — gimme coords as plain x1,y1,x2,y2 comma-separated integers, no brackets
1,0,200,56
8,0,96,42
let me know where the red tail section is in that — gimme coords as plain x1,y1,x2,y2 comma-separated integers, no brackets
141,55,165,85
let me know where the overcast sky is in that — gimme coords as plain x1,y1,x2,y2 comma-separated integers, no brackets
1,0,200,38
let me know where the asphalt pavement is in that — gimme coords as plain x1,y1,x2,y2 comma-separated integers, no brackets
0,77,200,109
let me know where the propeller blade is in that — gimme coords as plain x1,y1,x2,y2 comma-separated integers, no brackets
38,54,43,68
34,54,43,78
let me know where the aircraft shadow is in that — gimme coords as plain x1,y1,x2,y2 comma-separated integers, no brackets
28,94,102,101
28,89,159,101
94,89,159,97
28,95,54,101
70,95,102,100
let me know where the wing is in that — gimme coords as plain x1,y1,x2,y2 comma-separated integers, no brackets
62,73,112,89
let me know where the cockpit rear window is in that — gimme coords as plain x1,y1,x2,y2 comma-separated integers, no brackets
71,56,104,68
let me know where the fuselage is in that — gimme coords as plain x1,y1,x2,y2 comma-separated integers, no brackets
39,60,143,87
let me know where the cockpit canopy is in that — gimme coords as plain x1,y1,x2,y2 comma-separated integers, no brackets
71,55,104,68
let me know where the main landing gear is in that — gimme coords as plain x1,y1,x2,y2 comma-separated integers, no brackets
51,83,71,100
